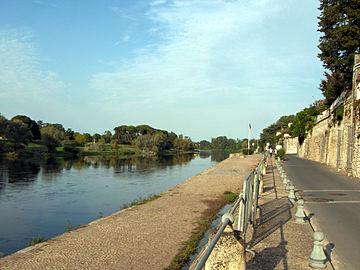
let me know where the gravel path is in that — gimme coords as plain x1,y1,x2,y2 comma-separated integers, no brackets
0,155,261,270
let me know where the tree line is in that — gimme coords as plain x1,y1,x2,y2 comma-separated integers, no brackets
0,114,195,154
199,136,257,153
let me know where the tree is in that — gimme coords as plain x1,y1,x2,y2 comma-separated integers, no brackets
0,114,8,137
83,133,92,143
318,0,360,102
93,133,101,142
199,140,211,150
102,130,112,143
64,128,75,141
74,133,87,145
42,133,60,152
41,124,65,149
289,101,326,144
6,121,32,147
11,115,41,141
259,115,295,149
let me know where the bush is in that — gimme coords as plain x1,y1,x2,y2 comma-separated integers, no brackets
242,148,254,155
63,145,80,155
275,148,285,160
84,142,105,151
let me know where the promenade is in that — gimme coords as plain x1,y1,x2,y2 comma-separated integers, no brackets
0,155,261,270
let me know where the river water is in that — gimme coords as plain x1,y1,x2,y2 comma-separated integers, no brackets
0,151,229,257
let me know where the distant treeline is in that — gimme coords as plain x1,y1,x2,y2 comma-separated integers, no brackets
0,114,195,154
199,136,257,152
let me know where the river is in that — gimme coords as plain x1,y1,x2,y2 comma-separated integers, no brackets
0,151,229,257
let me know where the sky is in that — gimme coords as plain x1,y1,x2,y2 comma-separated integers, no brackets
0,0,325,141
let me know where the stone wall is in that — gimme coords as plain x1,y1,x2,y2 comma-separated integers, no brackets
283,137,298,154
293,54,360,177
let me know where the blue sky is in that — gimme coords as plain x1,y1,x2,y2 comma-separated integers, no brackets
0,0,324,141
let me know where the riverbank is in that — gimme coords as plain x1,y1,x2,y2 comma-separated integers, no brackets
0,154,261,269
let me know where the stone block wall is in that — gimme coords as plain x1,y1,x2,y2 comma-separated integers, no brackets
284,137,298,154
290,54,360,177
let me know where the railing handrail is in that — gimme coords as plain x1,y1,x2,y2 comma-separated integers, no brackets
192,154,266,270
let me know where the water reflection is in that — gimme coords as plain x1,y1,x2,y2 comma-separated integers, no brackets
0,154,199,187
0,158,40,185
210,150,231,162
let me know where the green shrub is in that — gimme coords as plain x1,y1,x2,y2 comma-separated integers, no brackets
63,145,80,154
224,191,238,203
64,220,72,232
275,148,285,160
28,235,45,246
242,148,254,155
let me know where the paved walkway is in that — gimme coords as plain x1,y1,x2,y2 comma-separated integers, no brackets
245,157,325,269
190,156,333,270
0,155,261,270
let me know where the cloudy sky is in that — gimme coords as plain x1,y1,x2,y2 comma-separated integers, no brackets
0,0,324,141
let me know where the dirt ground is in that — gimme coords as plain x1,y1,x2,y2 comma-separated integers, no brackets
0,154,261,270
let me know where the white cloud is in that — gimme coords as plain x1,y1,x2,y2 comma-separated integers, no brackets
0,29,70,113
150,0,167,6
92,0,307,103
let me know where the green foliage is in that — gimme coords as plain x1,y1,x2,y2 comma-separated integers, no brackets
318,0,360,102
242,148,254,155
64,128,75,141
110,139,118,150
319,72,346,106
64,220,72,232
335,104,344,122
120,194,161,210
11,115,41,141
289,101,326,144
63,145,81,155
224,191,238,203
74,132,87,145
93,133,101,142
0,115,32,149
27,235,45,246
84,142,106,151
41,124,65,142
42,133,61,152
199,140,211,149
275,148,285,160
259,115,295,149
102,130,112,143
199,136,257,152
40,124,65,151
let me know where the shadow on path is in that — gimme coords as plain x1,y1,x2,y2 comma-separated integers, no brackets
247,157,293,270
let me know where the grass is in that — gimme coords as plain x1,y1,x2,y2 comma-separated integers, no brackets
27,235,45,247
223,190,238,203
120,194,161,210
166,192,237,270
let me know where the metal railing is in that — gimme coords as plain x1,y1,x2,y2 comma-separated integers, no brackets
192,154,267,270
